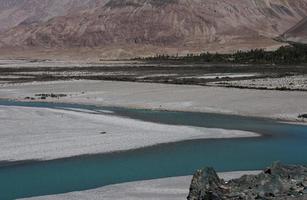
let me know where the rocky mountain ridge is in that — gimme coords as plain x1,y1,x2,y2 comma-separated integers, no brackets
281,17,307,44
0,0,108,32
0,0,307,59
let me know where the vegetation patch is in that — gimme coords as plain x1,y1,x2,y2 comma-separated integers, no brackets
34,93,67,99
135,44,307,65
298,114,307,119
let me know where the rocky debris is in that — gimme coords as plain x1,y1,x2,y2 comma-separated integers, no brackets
35,93,67,99
24,96,35,100
24,93,67,100
187,162,307,200
209,75,307,91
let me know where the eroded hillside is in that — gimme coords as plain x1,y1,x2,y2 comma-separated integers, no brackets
0,0,307,59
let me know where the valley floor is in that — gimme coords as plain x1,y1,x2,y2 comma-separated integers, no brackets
1,59,307,91
0,61,306,199
1,79,306,122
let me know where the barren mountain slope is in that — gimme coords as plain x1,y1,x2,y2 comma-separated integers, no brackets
281,17,307,44
0,0,307,59
0,0,108,32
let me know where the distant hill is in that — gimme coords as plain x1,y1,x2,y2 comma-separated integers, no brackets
0,0,307,59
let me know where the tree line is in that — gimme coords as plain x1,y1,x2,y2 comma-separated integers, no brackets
134,43,307,65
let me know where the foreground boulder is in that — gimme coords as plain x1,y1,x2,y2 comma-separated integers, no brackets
187,162,307,200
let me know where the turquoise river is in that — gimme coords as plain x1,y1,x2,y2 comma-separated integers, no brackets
0,99,306,199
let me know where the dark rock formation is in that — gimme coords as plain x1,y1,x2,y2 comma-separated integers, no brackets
187,162,307,200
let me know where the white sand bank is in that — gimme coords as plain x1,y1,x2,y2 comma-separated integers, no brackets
0,105,257,162
21,171,260,200
1,80,306,122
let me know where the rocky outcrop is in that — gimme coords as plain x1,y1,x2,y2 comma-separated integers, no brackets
281,17,307,44
187,162,307,200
